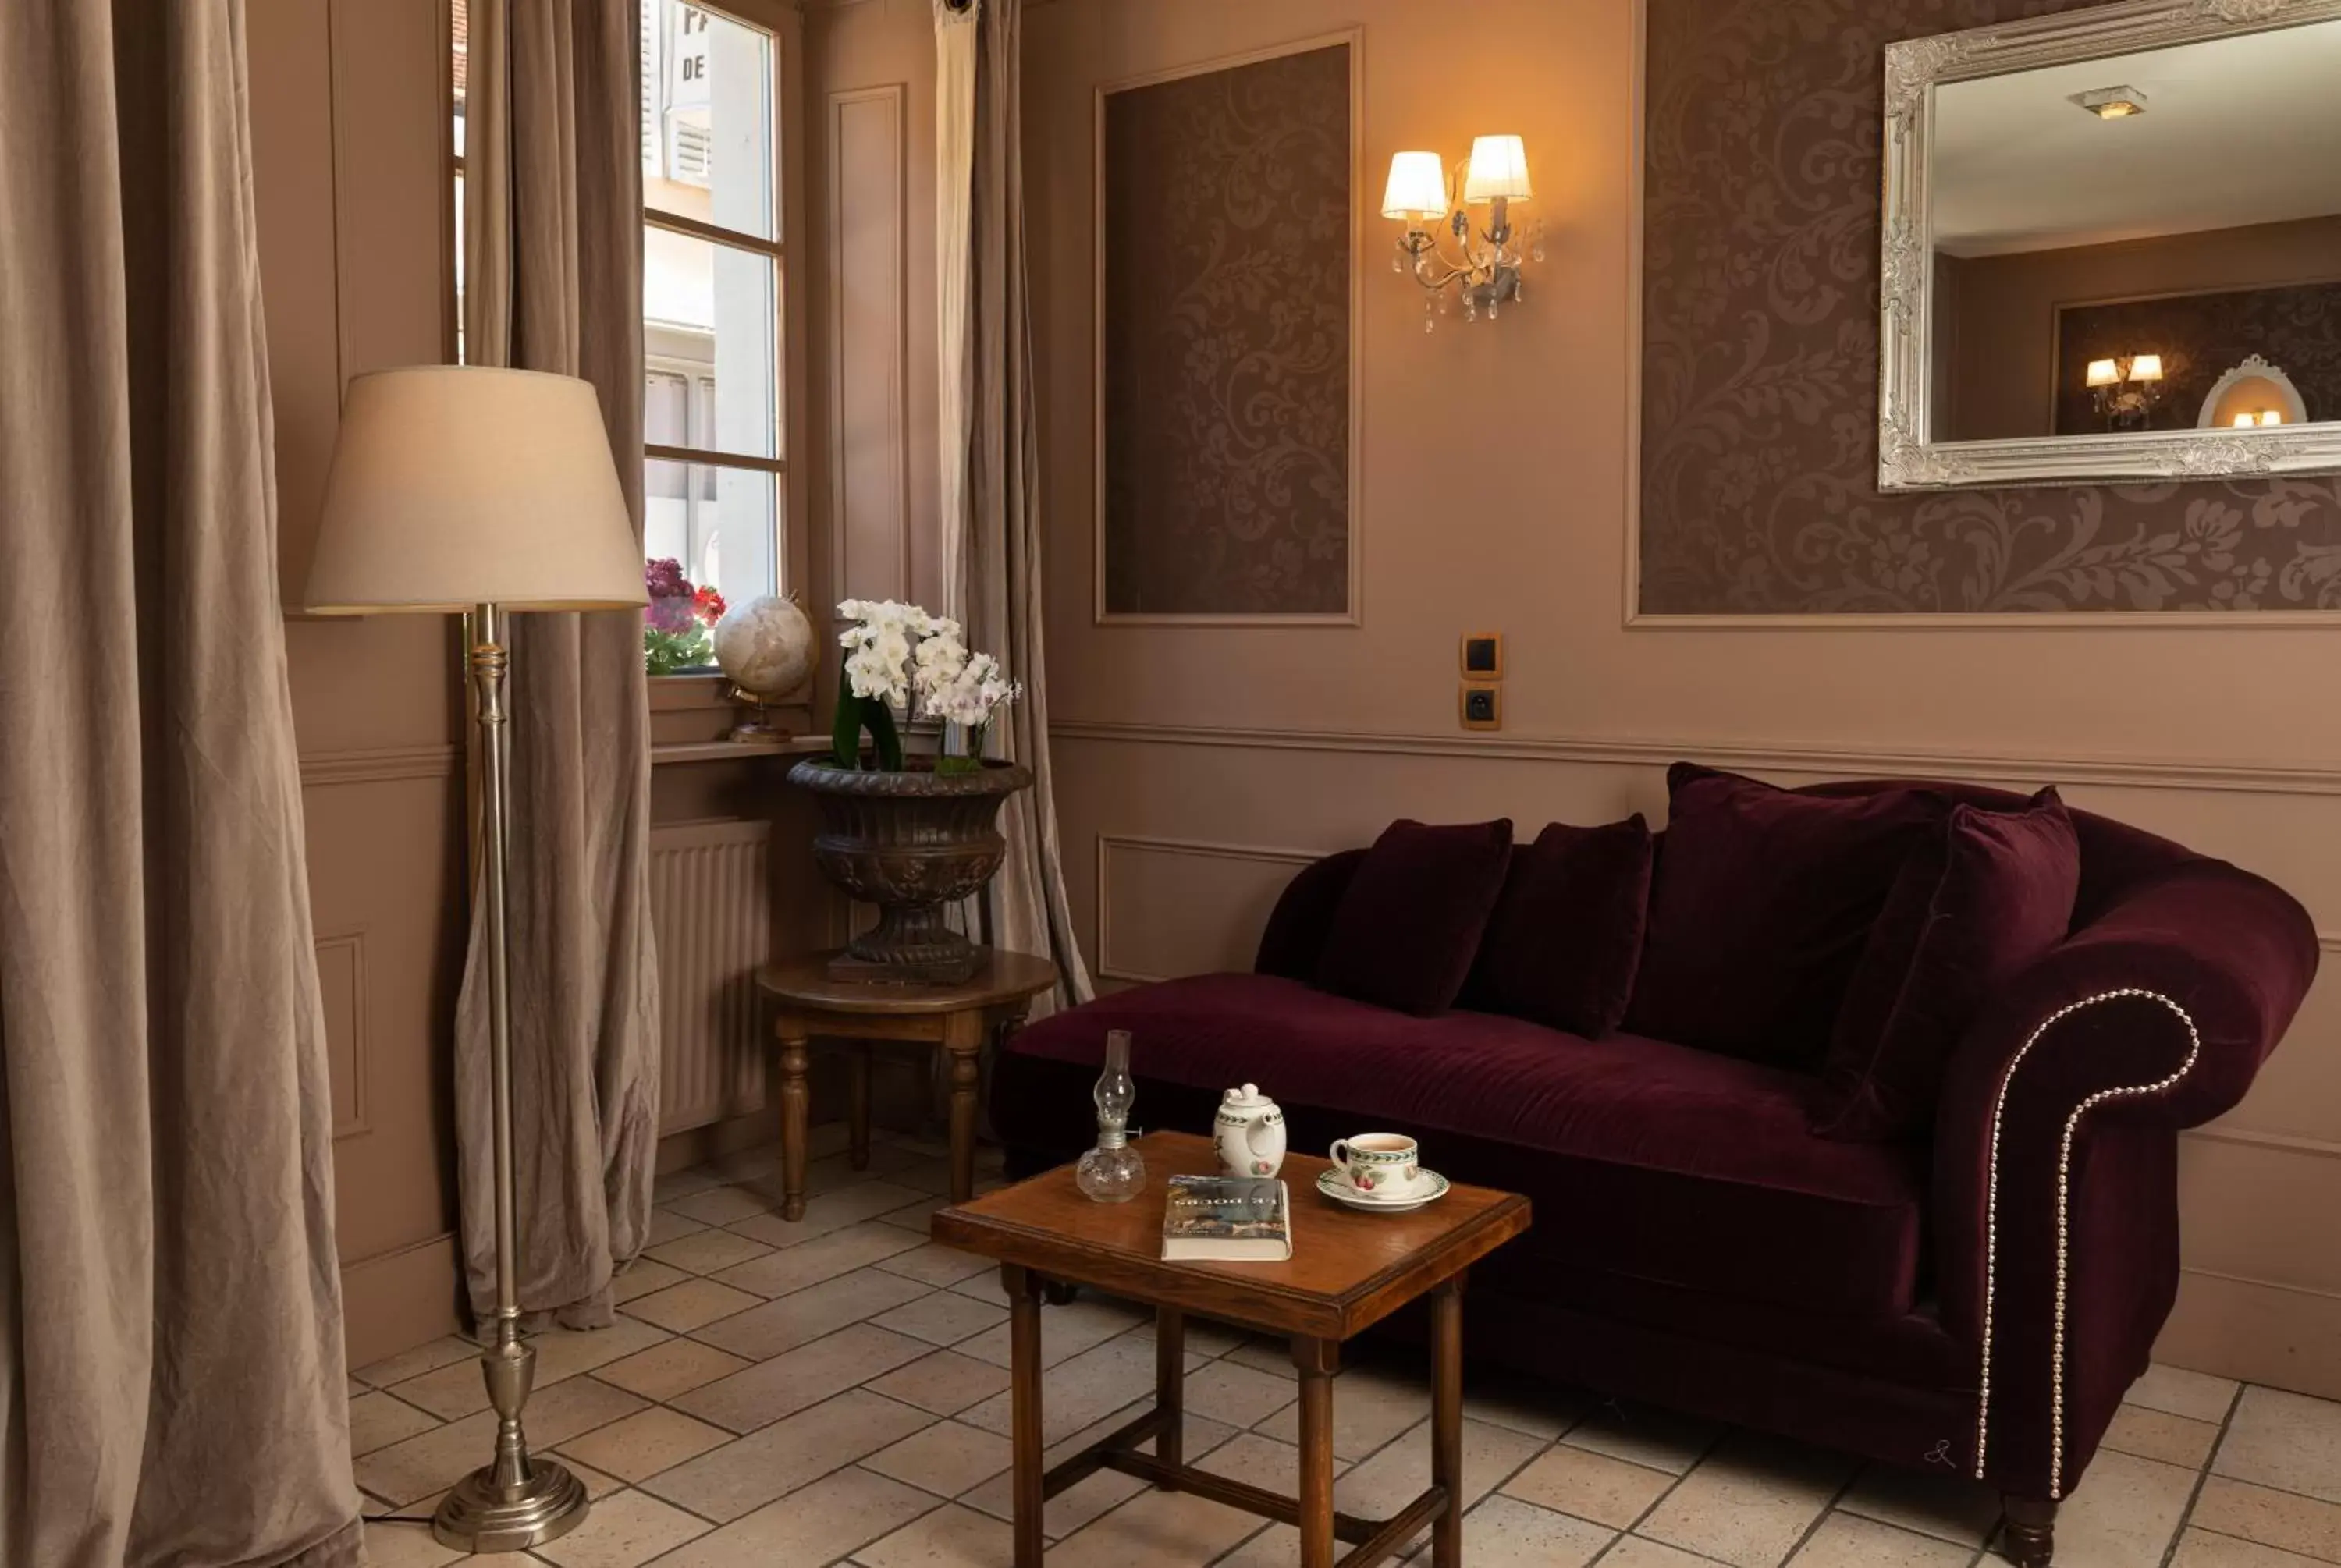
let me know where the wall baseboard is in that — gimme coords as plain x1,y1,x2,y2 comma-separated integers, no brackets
341,1231,462,1371
2161,1266,2341,1401
1053,717,2341,798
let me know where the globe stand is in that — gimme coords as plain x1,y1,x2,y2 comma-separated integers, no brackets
726,685,789,744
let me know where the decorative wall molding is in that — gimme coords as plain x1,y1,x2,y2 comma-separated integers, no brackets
1053,717,2341,798
298,743,461,788
1094,833,1322,984
315,932,371,1141
1092,31,1364,625
1634,0,2341,615
2186,1124,2341,1162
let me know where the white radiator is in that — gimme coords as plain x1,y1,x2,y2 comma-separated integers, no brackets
649,818,772,1135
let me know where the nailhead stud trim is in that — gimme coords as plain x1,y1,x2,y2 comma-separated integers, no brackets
1973,988,2200,1499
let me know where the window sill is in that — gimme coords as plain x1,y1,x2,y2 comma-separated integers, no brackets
650,733,829,768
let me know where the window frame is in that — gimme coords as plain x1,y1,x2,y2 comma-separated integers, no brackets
445,0,811,642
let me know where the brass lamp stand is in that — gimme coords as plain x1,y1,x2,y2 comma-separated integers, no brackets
430,604,590,1551
300,365,650,1558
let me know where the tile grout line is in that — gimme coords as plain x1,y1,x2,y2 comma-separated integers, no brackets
2156,1378,2248,1568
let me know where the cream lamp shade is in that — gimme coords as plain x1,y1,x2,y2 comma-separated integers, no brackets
304,365,646,614
1380,151,1449,219
2129,353,2163,383
2085,358,2121,388
1462,134,1532,204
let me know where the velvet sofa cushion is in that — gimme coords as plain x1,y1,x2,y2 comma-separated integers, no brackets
995,973,1927,1319
1815,788,2081,1141
1624,764,1945,1066
1459,815,1654,1036
1314,818,1512,1014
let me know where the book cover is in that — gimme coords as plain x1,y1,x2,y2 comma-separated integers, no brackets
1161,1174,1292,1262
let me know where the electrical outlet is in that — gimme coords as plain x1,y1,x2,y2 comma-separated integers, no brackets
1460,683,1501,730
1460,633,1503,679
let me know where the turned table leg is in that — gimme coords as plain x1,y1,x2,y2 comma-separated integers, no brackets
2002,1495,2056,1566
946,1015,981,1204
1431,1279,1465,1567
1155,1307,1185,1483
777,1031,809,1222
848,1046,871,1171
1294,1336,1337,1568
1007,1265,1046,1568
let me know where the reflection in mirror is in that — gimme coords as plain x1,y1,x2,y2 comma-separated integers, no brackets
1927,18,2341,445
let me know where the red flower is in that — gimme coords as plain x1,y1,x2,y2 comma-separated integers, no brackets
694,584,727,623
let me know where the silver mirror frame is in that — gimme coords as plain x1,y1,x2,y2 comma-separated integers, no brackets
1877,0,2341,490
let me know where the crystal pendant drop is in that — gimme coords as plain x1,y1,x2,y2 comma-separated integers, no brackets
1075,1029,1146,1202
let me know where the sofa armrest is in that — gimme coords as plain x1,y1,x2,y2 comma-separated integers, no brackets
1253,849,1367,980
1931,858,2317,1497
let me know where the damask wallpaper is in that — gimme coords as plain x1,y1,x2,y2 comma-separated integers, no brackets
1099,42,1352,617
1638,0,2341,614
2055,282,2341,435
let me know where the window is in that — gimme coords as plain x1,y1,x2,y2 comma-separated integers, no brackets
453,0,790,667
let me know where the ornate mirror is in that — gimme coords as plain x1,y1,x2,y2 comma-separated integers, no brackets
1878,0,2341,489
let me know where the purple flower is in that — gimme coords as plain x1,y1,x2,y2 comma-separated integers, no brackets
645,557,690,599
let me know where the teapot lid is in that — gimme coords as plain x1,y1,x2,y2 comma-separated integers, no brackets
1221,1083,1272,1107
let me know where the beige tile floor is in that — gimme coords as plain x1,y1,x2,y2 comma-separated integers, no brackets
357,1126,2341,1568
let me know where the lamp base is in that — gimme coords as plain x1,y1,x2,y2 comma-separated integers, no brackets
431,1459,589,1554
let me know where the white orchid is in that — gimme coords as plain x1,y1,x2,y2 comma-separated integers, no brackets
833,599,1017,771
836,598,936,708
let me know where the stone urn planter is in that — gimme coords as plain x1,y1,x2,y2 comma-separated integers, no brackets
789,756,1034,983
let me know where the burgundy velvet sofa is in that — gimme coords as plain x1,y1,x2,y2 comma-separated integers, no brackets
989,780,2317,1563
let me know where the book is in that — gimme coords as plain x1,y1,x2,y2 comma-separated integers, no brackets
1160,1174,1292,1262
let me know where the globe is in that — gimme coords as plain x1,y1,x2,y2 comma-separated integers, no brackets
712,594,819,702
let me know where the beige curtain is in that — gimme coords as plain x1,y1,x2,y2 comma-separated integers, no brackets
460,0,661,1329
936,0,979,620
0,2,361,1564
957,0,1094,1009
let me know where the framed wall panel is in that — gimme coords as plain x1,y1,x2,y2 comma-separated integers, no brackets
1094,34,1361,624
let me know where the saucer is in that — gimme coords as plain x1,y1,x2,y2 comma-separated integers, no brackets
1315,1167,1450,1214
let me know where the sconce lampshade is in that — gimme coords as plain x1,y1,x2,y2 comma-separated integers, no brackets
1462,134,1533,204
2129,353,2164,383
305,366,646,615
2085,358,2121,388
2234,413,2258,428
1380,151,1449,219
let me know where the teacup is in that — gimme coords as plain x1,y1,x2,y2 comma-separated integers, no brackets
1328,1133,1421,1199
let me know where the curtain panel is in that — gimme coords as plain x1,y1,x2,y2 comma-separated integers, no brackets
460,0,662,1329
0,2,361,1563
956,0,1094,1009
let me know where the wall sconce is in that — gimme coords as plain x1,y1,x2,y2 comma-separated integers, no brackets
2232,410,2285,428
1382,135,1546,332
2087,351,2165,431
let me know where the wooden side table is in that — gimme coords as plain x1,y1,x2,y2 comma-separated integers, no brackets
932,1131,1532,1568
754,947,1058,1220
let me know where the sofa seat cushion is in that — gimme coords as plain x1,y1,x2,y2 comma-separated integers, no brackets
995,974,1928,1319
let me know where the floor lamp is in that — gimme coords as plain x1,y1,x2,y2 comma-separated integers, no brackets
304,365,648,1552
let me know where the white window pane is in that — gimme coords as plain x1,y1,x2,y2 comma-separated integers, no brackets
641,0,773,242
643,230,777,460
643,460,778,615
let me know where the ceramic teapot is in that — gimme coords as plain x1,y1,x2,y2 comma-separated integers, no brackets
1213,1084,1287,1178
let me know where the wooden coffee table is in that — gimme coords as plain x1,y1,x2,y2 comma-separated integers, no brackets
931,1131,1531,1568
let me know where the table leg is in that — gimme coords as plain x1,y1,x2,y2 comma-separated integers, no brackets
947,1023,980,1204
1155,1307,1185,1484
848,1047,871,1172
777,1032,810,1222
1431,1277,1465,1568
1293,1336,1337,1568
1007,1265,1046,1568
